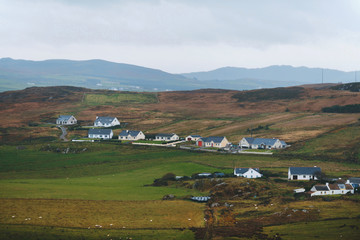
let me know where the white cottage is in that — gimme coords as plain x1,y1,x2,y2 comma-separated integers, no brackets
155,133,179,141
94,116,120,127
56,115,77,125
239,137,285,149
196,136,229,148
185,135,202,141
234,168,262,178
88,128,113,139
310,183,354,196
288,167,321,180
119,130,145,141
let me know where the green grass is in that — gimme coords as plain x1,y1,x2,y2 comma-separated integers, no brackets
263,218,360,240
84,92,157,106
0,224,195,240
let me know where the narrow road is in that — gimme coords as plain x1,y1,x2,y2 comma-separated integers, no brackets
58,125,69,142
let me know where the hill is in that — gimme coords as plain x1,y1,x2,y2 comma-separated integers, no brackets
0,58,197,92
182,65,357,87
1,58,358,92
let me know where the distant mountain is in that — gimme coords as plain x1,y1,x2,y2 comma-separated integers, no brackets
0,58,198,92
0,58,357,92
182,65,357,86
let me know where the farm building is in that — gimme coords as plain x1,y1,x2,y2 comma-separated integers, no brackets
56,115,77,125
155,133,179,141
239,137,286,149
119,130,145,141
196,136,229,148
185,135,202,141
88,128,113,139
310,182,354,196
94,116,120,127
234,168,262,178
288,167,321,180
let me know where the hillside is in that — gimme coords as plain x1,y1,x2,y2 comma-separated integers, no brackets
1,85,360,162
1,58,358,92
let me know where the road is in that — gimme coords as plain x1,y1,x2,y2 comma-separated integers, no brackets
58,125,69,142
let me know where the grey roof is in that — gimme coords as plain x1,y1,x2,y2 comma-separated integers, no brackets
289,167,321,175
199,136,226,143
94,116,117,125
88,128,113,135
190,135,201,137
243,137,255,144
234,168,260,174
251,138,279,146
281,140,287,146
119,130,141,137
349,178,360,184
314,185,329,191
57,115,73,121
156,133,177,137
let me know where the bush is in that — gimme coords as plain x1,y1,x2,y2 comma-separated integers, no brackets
152,173,176,186
322,104,360,113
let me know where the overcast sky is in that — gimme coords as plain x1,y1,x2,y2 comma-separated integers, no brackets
0,0,359,73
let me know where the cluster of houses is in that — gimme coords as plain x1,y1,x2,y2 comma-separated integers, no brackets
56,115,289,150
232,166,358,197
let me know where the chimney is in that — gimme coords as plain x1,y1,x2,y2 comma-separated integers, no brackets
325,182,329,186
96,116,98,119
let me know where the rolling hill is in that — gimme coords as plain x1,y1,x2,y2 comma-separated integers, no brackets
0,58,358,92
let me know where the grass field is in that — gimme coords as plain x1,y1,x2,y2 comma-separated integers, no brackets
84,92,157,106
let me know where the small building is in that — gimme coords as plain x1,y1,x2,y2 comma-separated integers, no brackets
88,128,113,139
234,168,262,178
239,137,287,149
213,172,225,178
310,182,354,196
288,167,321,180
118,130,145,141
197,173,212,178
155,133,179,141
56,115,77,125
196,136,229,148
185,135,202,141
294,188,306,193
94,116,120,127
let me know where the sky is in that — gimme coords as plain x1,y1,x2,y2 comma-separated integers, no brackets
0,0,359,73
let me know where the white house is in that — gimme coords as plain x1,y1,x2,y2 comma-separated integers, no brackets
185,135,202,141
56,115,77,125
239,137,286,149
196,136,229,148
310,182,354,196
288,167,321,180
88,128,113,139
119,130,145,141
155,133,179,141
94,116,120,127
234,168,262,178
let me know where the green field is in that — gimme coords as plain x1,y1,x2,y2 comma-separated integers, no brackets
84,92,157,106
1,142,360,239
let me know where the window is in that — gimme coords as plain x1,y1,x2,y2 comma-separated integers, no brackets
303,175,306,178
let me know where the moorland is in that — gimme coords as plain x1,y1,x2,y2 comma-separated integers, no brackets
1,83,360,239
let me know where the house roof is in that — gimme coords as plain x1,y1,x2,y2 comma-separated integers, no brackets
251,138,279,146
328,184,340,190
119,130,141,137
280,140,287,146
199,136,226,143
189,135,201,137
88,128,113,135
345,184,354,190
234,168,260,174
349,177,360,184
314,185,329,191
94,116,117,125
57,115,73,121
156,133,177,137
243,137,255,144
289,167,321,175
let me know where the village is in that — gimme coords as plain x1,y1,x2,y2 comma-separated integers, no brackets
56,115,360,198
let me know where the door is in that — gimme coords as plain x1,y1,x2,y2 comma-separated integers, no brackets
198,141,203,147
293,175,298,180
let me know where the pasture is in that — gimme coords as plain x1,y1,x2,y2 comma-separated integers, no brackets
84,92,157,106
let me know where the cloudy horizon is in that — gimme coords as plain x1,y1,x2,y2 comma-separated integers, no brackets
0,0,359,73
